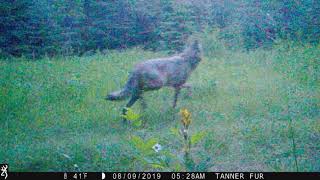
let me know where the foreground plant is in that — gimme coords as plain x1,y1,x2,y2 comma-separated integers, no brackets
126,108,209,171
129,135,178,171
180,108,193,169
179,108,207,171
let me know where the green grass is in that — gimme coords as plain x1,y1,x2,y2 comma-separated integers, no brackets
1,46,319,172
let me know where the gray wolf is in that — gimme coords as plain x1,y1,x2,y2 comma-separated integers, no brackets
106,40,202,117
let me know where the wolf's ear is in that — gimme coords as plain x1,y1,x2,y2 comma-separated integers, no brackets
191,39,201,50
191,39,198,46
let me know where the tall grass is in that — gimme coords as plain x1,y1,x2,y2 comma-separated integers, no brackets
1,43,319,171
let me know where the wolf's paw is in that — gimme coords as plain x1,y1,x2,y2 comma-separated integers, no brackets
105,94,115,101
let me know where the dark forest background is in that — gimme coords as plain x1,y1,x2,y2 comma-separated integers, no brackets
1,0,319,58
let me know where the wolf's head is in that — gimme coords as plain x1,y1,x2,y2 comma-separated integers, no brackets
182,39,202,61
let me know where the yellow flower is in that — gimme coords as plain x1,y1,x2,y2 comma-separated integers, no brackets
180,108,192,128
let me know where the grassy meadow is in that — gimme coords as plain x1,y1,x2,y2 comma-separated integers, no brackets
1,44,319,172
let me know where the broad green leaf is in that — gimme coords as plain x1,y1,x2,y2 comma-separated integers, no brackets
130,135,144,150
146,138,158,149
191,131,207,145
132,119,142,127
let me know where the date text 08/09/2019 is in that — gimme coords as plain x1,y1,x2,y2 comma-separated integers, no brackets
110,172,265,180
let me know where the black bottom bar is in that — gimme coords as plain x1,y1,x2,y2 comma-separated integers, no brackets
6,172,320,180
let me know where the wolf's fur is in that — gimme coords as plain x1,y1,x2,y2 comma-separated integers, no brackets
106,40,202,115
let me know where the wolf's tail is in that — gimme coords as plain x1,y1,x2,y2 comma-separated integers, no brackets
106,72,138,101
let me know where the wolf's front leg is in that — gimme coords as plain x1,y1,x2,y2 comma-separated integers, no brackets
181,83,192,96
140,96,147,110
173,87,181,108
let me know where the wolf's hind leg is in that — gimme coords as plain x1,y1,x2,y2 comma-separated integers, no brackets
173,87,181,108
